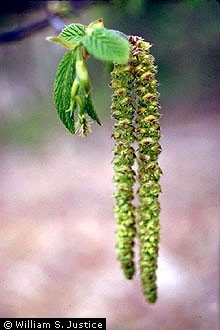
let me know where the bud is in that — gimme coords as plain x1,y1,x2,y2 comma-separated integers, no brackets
86,18,104,35
70,78,79,100
76,59,91,95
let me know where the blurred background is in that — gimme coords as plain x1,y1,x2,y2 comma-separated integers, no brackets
0,1,219,329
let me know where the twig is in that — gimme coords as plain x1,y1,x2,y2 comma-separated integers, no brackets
0,14,65,43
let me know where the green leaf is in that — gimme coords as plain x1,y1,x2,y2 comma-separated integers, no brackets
59,23,86,44
53,51,76,133
82,27,130,64
77,85,102,126
46,37,77,50
84,93,102,126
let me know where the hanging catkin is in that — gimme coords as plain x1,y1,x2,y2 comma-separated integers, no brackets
129,36,162,303
110,64,136,280
111,35,162,302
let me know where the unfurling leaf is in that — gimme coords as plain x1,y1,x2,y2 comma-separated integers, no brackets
59,23,86,44
53,51,76,133
46,37,77,50
86,18,104,35
82,27,130,64
84,93,101,126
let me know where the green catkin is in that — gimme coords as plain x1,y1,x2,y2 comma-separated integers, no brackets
110,64,136,280
129,36,162,303
111,35,161,301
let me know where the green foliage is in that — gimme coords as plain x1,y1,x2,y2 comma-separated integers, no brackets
82,28,130,64
53,51,76,133
49,19,130,135
83,94,101,126
59,23,86,44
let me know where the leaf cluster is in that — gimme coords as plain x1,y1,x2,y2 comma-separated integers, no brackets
48,19,130,135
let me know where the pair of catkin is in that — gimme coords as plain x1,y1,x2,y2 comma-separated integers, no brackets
110,36,162,303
